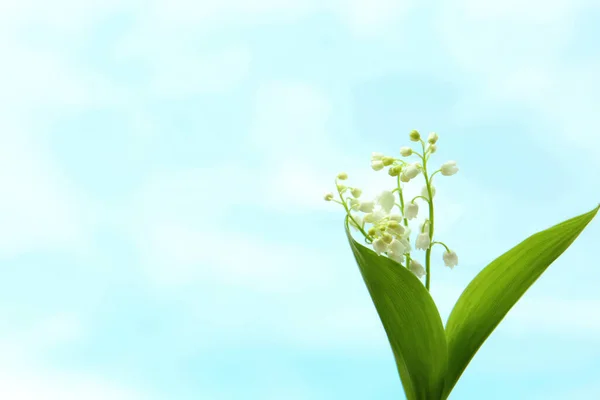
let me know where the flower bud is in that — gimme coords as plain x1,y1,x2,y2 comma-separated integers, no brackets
388,165,401,177
382,156,395,166
403,164,420,180
387,220,399,229
400,172,410,182
350,198,360,210
428,132,438,144
440,160,459,176
371,160,384,171
428,144,437,153
324,193,334,201
400,147,412,157
382,233,393,244
409,130,420,142
351,188,362,198
337,184,347,193
368,227,377,236
337,172,348,180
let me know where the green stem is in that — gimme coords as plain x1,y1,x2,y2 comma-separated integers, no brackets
396,174,411,268
411,195,431,204
431,241,450,252
421,140,435,291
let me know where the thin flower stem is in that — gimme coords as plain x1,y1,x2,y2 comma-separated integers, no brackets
412,152,425,162
396,174,411,268
431,241,451,252
420,140,435,291
411,195,431,204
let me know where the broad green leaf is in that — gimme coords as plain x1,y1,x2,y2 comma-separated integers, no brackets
346,225,447,400
443,205,599,399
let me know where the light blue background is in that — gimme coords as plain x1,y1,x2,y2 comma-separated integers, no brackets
0,1,599,399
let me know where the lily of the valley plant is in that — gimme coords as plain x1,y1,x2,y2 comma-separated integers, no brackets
324,130,598,400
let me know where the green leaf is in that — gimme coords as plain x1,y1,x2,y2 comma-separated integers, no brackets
346,225,447,400
443,205,599,399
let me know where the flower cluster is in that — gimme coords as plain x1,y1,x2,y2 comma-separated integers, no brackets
324,130,459,287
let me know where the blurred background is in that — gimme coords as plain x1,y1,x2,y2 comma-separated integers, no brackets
1,0,599,399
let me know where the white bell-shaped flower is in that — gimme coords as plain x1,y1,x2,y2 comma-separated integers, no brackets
401,238,412,252
372,238,388,254
363,210,386,223
404,203,418,219
443,250,459,268
409,259,426,278
441,161,459,176
387,240,407,264
428,132,438,144
351,188,362,198
400,147,412,157
415,232,431,250
387,220,405,236
377,191,396,213
388,250,404,263
358,201,375,213
388,239,407,255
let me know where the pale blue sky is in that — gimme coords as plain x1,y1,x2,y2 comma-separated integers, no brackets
0,1,599,399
